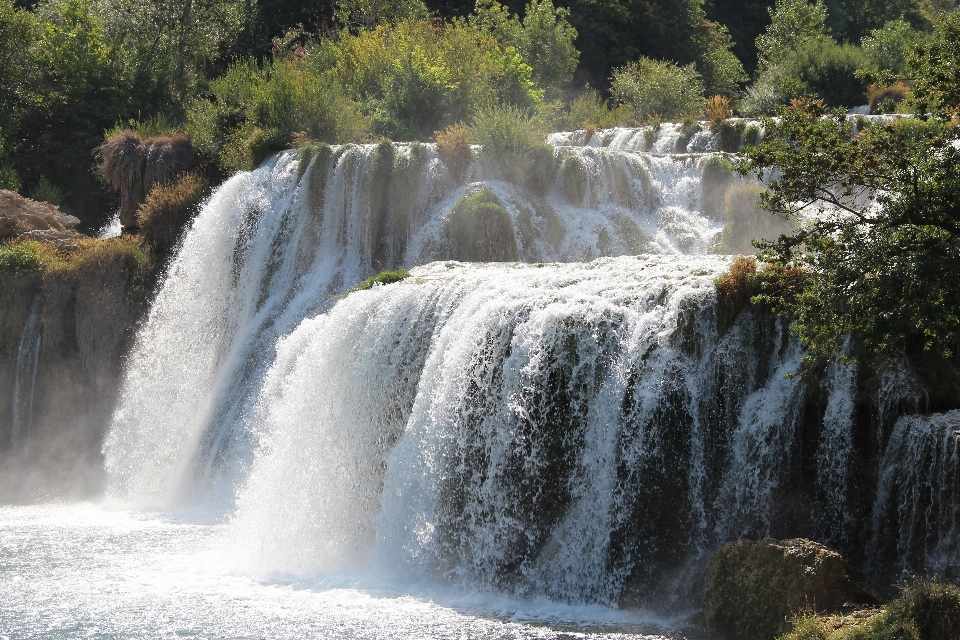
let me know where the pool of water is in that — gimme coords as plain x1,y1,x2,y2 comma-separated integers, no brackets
0,503,717,639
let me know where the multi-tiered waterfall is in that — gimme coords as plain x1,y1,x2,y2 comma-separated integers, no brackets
1,123,957,637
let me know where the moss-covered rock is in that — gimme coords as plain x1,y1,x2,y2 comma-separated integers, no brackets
449,190,518,262
704,538,882,639
713,183,797,255
561,155,588,206
700,155,736,220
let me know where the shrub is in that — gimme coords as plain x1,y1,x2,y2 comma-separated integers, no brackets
471,104,555,195
714,183,796,254
448,189,518,261
706,95,731,128
610,57,705,122
0,240,47,276
29,176,67,208
342,269,411,297
860,19,923,79
778,579,960,640
701,155,735,219
868,82,910,114
136,172,208,257
186,58,368,174
561,154,588,206
435,123,472,183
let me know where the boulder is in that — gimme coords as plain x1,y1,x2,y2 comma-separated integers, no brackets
0,212,14,238
703,538,882,639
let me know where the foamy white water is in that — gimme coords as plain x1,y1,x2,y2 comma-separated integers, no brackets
0,503,703,639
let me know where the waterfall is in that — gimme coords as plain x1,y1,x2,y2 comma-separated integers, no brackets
103,141,734,507
11,297,42,450
101,129,959,604
870,411,960,583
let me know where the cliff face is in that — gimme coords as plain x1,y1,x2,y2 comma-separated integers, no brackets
0,193,153,500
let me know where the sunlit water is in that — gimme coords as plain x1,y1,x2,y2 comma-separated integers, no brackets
0,503,716,639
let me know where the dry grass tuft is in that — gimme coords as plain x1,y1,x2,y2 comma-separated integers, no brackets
715,255,757,335
706,95,732,128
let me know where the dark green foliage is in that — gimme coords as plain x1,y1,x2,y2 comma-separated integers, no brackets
472,104,556,195
739,82,960,370
342,268,411,296
448,189,519,261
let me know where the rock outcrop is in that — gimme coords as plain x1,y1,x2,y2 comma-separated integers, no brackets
100,132,196,233
0,190,84,249
703,538,882,639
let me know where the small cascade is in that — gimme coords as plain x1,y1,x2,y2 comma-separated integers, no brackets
870,411,960,583
11,297,42,450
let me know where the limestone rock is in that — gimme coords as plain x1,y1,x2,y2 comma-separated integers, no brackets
703,538,882,639
0,190,85,248
0,212,14,238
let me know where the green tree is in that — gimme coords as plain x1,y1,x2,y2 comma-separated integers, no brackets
739,15,960,370
471,0,578,97
755,0,829,71
0,0,36,190
860,19,924,79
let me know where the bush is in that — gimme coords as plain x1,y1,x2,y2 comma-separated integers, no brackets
706,95,731,128
186,58,368,174
471,104,555,194
714,183,796,254
715,256,757,335
556,88,634,131
610,57,705,122
0,240,47,276
435,123,472,183
448,189,518,261
860,19,923,80
136,172,209,256
868,81,910,114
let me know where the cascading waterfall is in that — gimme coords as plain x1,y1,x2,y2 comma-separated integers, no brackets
871,411,960,583
104,140,734,507
11,297,42,450
101,127,960,608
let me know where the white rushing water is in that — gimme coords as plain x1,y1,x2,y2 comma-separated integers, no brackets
6,125,958,637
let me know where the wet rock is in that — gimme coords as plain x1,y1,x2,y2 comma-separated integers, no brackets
703,538,882,639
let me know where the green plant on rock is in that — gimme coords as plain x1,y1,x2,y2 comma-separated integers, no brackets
778,578,960,640
342,269,411,297
448,189,518,261
0,240,47,277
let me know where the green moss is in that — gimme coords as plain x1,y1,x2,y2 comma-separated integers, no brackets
449,190,519,262
742,124,761,148
561,155,589,206
342,269,410,297
676,120,701,152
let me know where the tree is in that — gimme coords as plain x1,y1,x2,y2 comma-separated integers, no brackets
755,0,829,72
739,14,960,370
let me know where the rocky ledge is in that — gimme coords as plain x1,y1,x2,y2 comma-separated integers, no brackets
0,190,85,249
